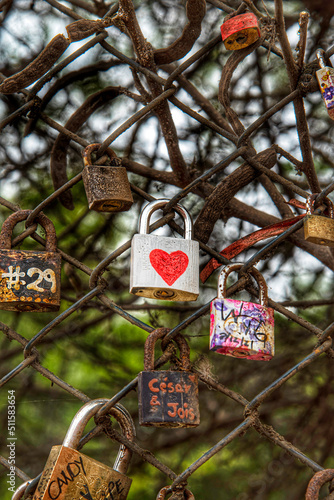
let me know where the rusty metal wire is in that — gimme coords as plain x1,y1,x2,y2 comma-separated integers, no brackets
0,0,334,499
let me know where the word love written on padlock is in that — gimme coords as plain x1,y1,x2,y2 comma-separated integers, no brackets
138,328,200,428
130,199,199,301
315,49,334,120
82,143,133,212
33,399,135,500
221,12,260,50
304,194,334,247
0,210,61,312
210,263,274,360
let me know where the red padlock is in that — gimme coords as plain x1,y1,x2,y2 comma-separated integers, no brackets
221,13,260,50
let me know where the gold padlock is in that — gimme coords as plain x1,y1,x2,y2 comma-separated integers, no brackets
82,143,133,212
304,194,334,247
33,399,135,500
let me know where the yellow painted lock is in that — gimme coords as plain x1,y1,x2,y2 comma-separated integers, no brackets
304,194,334,247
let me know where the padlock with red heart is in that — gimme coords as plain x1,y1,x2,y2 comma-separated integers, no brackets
129,199,199,301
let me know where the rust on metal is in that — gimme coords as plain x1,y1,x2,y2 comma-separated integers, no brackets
81,143,134,212
305,469,334,499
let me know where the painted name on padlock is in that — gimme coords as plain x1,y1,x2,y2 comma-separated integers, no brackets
210,298,274,359
138,371,199,427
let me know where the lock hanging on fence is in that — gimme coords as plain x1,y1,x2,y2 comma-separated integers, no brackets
130,199,199,301
0,210,61,312
210,263,274,360
220,13,260,50
32,399,135,500
156,486,195,499
138,328,200,427
304,194,334,247
315,49,334,120
82,143,133,212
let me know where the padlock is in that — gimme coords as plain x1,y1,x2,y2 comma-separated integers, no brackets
221,13,260,50
316,49,334,120
33,398,135,500
304,194,334,247
138,328,200,427
156,486,195,499
0,210,61,312
11,480,30,500
81,143,133,212
130,199,199,301
210,263,274,360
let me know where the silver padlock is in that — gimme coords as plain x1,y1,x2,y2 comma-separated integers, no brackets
130,199,199,301
11,480,30,500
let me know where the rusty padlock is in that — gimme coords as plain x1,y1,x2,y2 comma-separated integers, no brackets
305,469,334,500
221,12,260,50
156,486,195,499
130,199,199,301
138,329,200,427
304,194,334,247
316,49,334,120
0,210,61,312
210,263,274,360
33,399,135,500
81,143,133,212
11,480,31,500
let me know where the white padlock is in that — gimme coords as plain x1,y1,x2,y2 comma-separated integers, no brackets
130,199,199,301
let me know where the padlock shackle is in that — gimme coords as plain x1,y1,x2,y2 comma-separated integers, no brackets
144,327,191,372
62,398,135,474
138,199,193,240
306,194,334,218
217,263,269,306
11,480,30,500
82,143,118,167
316,48,327,70
156,486,195,499
0,210,57,252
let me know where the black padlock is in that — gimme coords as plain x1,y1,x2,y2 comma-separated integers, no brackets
138,328,200,428
0,210,61,311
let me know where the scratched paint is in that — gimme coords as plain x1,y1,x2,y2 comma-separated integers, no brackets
210,298,274,360
316,66,334,118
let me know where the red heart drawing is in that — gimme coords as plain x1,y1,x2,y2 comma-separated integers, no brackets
149,249,189,286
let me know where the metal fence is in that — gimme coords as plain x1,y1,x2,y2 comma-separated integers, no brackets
1,0,334,498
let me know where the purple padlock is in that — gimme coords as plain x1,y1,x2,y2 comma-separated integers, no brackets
210,263,274,360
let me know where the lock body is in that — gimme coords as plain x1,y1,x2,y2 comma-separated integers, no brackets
82,165,133,212
221,13,260,50
304,214,334,247
33,445,131,500
210,298,274,360
138,370,199,427
316,66,334,119
130,234,199,301
0,249,61,311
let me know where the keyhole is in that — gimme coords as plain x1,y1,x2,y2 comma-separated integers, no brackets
236,34,248,44
154,289,175,299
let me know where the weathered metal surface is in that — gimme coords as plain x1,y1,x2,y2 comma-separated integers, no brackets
82,143,133,212
138,328,200,427
11,480,30,500
221,13,260,50
33,399,134,500
156,486,195,499
130,199,199,301
210,263,274,360
305,469,334,499
316,49,334,120
304,194,334,246
0,210,61,312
